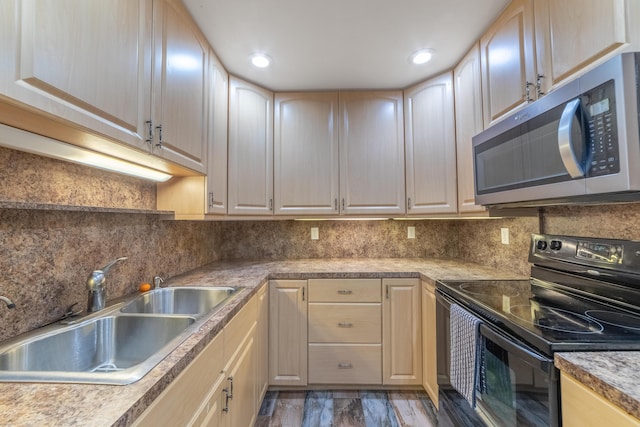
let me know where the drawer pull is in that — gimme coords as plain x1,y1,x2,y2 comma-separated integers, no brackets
337,290,353,295
338,363,353,369
338,322,353,328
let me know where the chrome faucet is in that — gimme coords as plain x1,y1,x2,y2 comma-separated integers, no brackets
0,295,15,309
153,276,164,289
86,257,127,312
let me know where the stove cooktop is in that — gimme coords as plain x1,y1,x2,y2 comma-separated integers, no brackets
437,278,640,355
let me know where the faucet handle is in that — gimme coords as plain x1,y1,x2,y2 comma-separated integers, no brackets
153,276,164,289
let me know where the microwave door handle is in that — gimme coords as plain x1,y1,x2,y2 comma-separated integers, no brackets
558,98,586,178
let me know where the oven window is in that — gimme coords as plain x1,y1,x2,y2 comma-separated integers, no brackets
477,337,551,427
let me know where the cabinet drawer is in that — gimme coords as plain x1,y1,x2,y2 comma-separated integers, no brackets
308,303,381,343
308,344,382,384
308,279,381,302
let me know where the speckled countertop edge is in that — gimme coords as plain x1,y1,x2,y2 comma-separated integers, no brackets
555,352,640,420
0,257,529,427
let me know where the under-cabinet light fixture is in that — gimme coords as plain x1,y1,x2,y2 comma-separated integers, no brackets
0,124,172,182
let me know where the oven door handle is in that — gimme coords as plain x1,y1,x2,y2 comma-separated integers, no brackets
479,323,554,373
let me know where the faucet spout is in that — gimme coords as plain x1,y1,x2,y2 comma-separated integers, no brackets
86,257,127,313
0,296,15,309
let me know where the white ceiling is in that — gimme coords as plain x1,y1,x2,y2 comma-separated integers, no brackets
182,0,510,91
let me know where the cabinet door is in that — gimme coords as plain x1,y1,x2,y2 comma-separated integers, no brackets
454,44,486,214
228,77,274,216
535,0,627,92
152,0,208,173
382,278,422,385
206,52,229,215
339,92,406,216
255,285,269,406
269,280,307,386
404,72,457,215
480,0,536,128
224,328,257,427
421,281,439,408
274,92,340,216
0,0,152,150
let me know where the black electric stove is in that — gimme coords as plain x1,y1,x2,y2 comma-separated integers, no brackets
435,234,640,427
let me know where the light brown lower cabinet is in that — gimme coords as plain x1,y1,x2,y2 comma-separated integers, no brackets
421,280,438,407
133,288,264,427
561,372,640,427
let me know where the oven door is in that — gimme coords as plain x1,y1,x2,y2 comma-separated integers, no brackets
436,289,560,427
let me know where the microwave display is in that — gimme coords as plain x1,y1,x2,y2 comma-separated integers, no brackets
589,98,610,116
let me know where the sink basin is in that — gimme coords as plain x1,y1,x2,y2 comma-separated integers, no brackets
0,314,195,384
0,286,241,385
120,286,238,316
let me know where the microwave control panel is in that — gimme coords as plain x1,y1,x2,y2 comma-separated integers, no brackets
584,79,619,177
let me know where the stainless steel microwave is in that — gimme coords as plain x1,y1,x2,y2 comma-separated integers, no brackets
473,52,640,207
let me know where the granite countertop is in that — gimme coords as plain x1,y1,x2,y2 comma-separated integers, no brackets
0,257,524,427
555,351,640,420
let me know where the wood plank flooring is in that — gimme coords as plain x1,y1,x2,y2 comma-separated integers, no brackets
255,390,438,427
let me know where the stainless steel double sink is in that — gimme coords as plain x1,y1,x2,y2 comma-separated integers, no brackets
0,286,240,385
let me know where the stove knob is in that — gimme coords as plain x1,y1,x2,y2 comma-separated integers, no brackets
536,240,548,251
550,240,563,251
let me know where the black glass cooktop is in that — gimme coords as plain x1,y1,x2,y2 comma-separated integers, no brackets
437,278,640,354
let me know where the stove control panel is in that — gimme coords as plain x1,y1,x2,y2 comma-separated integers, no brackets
531,234,627,266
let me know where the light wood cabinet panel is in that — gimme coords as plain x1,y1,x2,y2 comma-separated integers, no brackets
561,372,640,427
269,280,307,386
454,43,486,214
308,303,381,343
480,0,535,128
308,344,382,384
308,278,381,303
383,278,422,385
224,328,257,427
133,328,224,427
152,0,208,173
404,72,457,215
274,92,339,216
421,281,438,408
339,92,406,216
206,52,229,215
0,0,152,152
535,0,627,93
256,285,269,406
228,77,274,216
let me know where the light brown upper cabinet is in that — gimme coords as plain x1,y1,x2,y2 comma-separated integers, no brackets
339,92,406,216
228,77,274,216
454,43,486,214
480,0,536,128
0,0,152,155
0,0,208,174
404,72,457,215
274,92,340,216
534,0,629,95
206,52,229,215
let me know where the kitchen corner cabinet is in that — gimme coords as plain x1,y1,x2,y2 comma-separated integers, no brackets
134,292,262,427
269,280,308,386
560,372,640,427
534,0,628,93
480,0,536,128
339,92,406,216
274,92,340,216
421,280,438,408
404,72,457,215
454,43,486,214
228,77,274,216
383,278,422,385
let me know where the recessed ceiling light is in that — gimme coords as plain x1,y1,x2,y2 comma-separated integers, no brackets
251,53,271,68
410,49,433,65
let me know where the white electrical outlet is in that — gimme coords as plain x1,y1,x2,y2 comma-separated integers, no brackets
311,227,319,240
501,227,510,245
407,226,416,239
